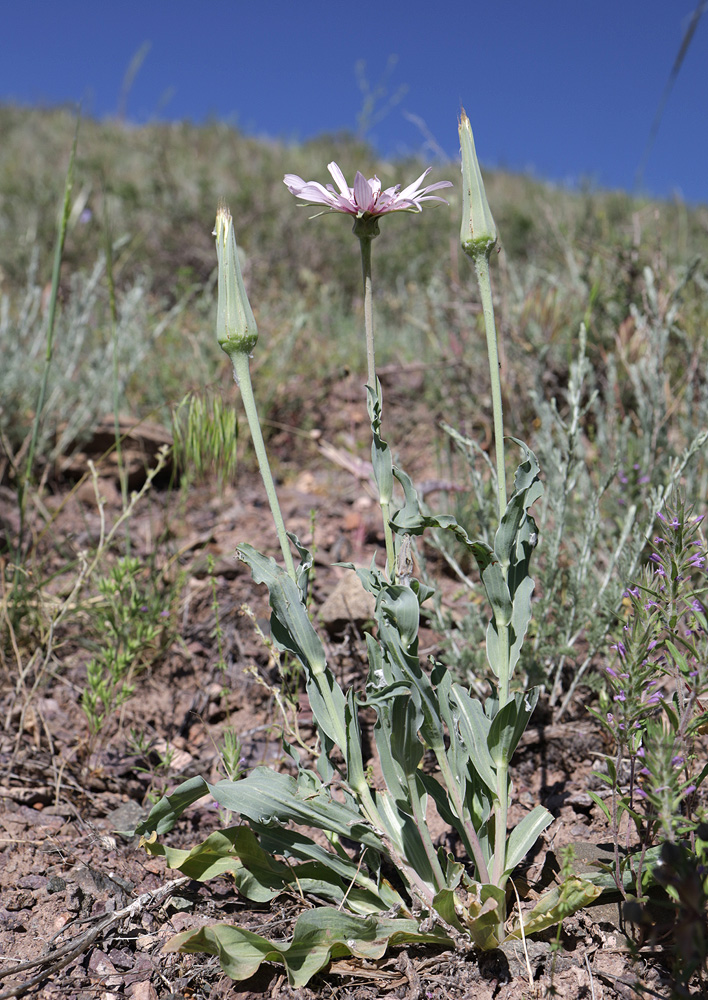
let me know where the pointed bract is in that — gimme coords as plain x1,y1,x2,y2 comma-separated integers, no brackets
458,110,497,261
214,204,258,357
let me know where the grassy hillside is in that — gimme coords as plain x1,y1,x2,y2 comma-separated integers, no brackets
0,109,705,474
1,104,707,697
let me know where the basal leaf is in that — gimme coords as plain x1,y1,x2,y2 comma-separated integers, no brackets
458,881,506,950
431,886,466,933
136,775,210,837
142,826,287,898
207,769,385,852
506,877,602,941
167,908,453,987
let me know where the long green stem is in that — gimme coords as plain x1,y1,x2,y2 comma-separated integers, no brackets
475,251,511,926
358,233,396,580
476,253,512,711
474,256,506,522
359,234,376,392
229,351,296,583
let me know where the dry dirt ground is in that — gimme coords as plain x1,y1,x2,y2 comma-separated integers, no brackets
0,375,697,999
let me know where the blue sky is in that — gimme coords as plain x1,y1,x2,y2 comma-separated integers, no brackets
2,1,706,203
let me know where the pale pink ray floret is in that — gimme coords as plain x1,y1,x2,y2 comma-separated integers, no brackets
284,161,452,218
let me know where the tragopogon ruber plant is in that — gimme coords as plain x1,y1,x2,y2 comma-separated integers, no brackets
136,118,600,988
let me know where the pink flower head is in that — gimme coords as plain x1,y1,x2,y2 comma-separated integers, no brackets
284,161,452,219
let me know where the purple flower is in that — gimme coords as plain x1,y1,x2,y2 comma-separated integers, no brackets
284,162,452,218
614,691,626,702
671,755,685,767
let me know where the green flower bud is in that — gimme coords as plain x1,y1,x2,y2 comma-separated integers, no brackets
214,203,258,357
459,109,497,261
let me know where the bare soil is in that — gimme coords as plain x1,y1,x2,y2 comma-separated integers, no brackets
0,375,694,998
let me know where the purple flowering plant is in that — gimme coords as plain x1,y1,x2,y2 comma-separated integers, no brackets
590,496,708,917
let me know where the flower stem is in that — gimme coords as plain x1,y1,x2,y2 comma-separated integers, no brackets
359,235,376,392
474,255,507,522
475,251,511,926
229,350,297,583
358,233,396,580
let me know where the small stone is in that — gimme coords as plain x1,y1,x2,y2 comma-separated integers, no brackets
105,801,147,839
4,890,35,911
128,983,158,1000
318,572,375,634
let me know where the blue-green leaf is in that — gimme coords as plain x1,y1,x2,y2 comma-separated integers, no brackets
377,584,420,648
505,877,602,942
238,545,325,675
207,769,385,852
504,805,553,877
238,544,348,753
487,688,540,767
167,909,453,988
136,775,210,837
450,684,497,796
